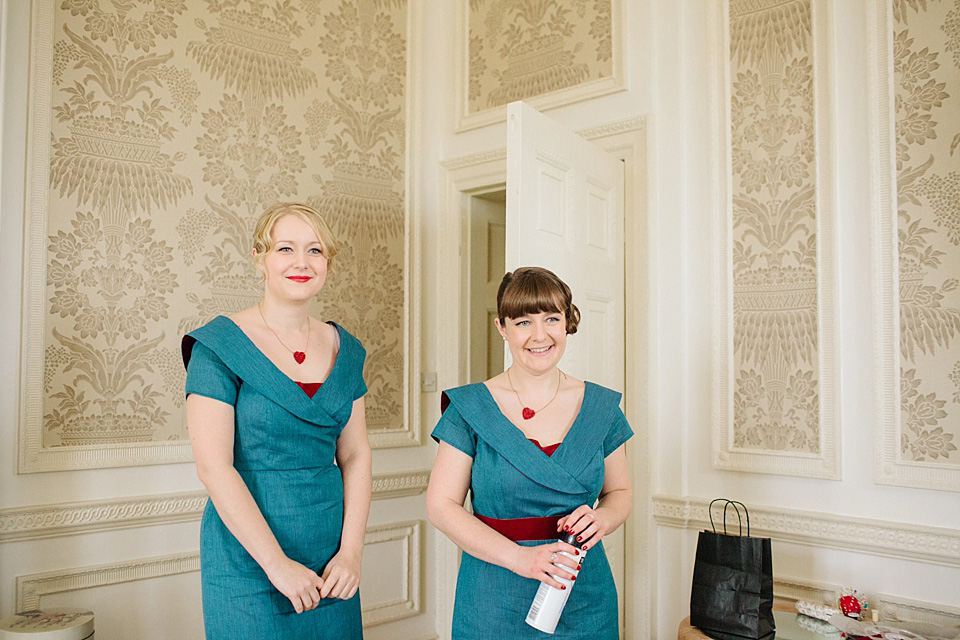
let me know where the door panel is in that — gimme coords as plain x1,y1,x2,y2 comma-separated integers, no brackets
505,100,626,626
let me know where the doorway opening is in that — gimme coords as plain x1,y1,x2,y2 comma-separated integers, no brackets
466,189,506,384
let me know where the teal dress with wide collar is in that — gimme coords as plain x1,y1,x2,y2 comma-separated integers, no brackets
182,315,367,640
433,381,632,639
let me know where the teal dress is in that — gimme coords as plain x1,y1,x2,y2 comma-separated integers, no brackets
182,316,366,640
432,382,633,640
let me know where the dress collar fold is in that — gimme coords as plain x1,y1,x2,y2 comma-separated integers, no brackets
184,316,362,426
445,381,618,496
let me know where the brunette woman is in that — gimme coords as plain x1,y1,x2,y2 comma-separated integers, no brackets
427,266,633,639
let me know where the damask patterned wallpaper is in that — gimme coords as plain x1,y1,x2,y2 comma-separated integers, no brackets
41,0,407,454
729,0,820,453
467,0,612,112
894,0,960,463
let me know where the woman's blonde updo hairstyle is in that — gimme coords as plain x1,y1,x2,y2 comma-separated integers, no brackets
497,266,581,335
252,202,339,271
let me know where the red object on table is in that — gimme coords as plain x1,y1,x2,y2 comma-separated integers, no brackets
838,595,862,618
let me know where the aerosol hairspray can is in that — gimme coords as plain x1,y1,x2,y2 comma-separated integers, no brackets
525,533,585,634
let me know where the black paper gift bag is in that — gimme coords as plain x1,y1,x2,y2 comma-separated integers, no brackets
689,499,775,640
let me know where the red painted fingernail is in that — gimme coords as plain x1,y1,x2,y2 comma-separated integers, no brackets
574,550,580,555
571,576,576,581
582,545,588,550
576,536,582,541
577,565,582,570
561,585,566,590
563,526,570,532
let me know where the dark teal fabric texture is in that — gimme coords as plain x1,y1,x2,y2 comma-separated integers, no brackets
183,316,366,640
432,382,633,639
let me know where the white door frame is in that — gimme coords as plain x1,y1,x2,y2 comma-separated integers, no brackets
436,116,650,640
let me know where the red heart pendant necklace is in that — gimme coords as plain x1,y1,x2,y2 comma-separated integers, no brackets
506,367,564,420
259,302,309,365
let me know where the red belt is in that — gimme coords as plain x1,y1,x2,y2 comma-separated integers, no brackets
475,514,560,542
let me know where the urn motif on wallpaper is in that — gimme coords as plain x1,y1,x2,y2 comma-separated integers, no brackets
467,0,612,112
894,0,960,464
46,1,196,447
33,0,410,467
729,0,821,454
307,0,407,430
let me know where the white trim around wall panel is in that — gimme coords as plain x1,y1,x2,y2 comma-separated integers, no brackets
868,0,960,493
710,0,841,480
771,576,960,625
0,490,207,543
453,0,627,133
370,0,425,451
15,521,424,628
16,551,199,612
772,575,841,605
875,594,960,627
653,495,960,568
0,471,430,543
361,520,423,628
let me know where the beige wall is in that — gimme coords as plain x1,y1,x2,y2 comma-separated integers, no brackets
3,1,959,639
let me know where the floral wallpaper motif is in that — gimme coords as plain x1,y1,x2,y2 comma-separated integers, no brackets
894,0,960,463
42,0,408,454
729,0,820,453
467,0,612,112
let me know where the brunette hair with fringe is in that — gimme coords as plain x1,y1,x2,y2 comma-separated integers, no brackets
252,202,339,271
496,267,581,334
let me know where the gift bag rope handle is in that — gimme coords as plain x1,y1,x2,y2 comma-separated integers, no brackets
708,498,751,537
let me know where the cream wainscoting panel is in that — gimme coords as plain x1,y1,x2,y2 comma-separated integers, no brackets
360,520,423,628
771,575,841,605
652,495,960,567
14,521,424,629
711,0,841,479
453,0,626,132
766,576,960,625
0,471,429,543
871,0,960,492
15,552,199,612
874,594,960,627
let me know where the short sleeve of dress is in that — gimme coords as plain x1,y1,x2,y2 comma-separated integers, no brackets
353,365,367,401
431,402,477,458
603,407,633,457
184,341,240,406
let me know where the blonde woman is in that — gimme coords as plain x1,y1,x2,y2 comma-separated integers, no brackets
183,203,371,639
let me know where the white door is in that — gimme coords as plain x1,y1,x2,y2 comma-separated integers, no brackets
505,101,627,626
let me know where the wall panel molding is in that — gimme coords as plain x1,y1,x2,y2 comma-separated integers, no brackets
710,0,841,480
653,495,960,567
0,471,430,543
769,576,960,625
16,551,199,612
0,491,207,543
875,594,960,627
20,0,420,472
869,0,960,493
453,0,627,133
371,469,431,500
361,520,422,628
772,575,840,604
14,520,424,627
